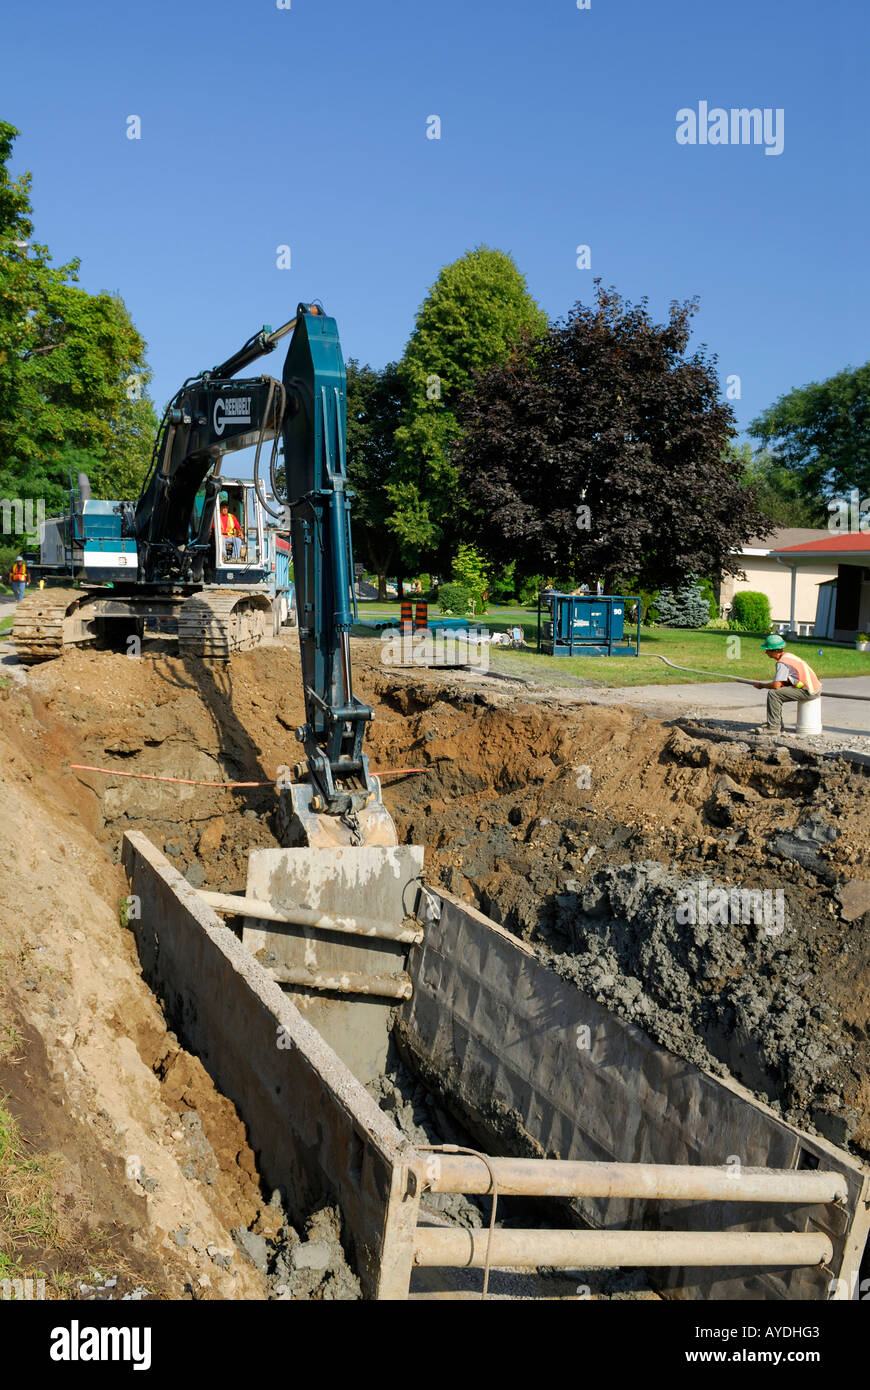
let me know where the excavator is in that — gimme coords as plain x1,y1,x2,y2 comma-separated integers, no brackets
14,303,396,849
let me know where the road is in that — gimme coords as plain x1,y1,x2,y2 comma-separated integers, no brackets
580,676,870,742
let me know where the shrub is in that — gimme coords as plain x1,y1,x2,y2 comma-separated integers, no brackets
518,574,545,606
698,576,719,620
654,581,711,629
731,590,771,633
613,576,659,624
437,581,471,614
489,560,516,605
451,544,490,611
629,587,660,624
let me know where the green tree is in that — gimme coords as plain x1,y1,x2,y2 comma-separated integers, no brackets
0,121,156,533
450,542,490,612
456,281,767,592
655,581,711,629
345,358,407,599
388,246,547,567
732,442,825,527
748,364,870,505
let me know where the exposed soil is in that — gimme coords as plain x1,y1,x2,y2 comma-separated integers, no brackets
0,644,357,1298
1,634,868,1296
370,675,870,1154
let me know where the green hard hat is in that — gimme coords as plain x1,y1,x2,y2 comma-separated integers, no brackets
761,634,785,651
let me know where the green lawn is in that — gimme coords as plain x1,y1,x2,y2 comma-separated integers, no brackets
491,627,870,687
352,602,870,687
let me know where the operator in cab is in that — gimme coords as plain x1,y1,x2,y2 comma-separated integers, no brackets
753,634,821,736
219,501,243,560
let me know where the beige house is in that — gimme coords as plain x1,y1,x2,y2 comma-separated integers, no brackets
720,529,836,633
771,534,870,641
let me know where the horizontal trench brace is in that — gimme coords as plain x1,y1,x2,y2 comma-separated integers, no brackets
264,964,413,1000
424,1156,849,1205
199,890,423,944
411,1228,835,1271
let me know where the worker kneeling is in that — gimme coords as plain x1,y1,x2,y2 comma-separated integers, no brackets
753,634,821,735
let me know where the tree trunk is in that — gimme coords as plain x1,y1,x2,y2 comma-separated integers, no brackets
377,572,388,601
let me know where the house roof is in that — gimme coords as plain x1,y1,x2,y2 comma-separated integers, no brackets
740,527,831,552
771,533,870,561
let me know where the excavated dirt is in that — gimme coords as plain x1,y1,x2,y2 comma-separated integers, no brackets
1,634,869,1296
371,676,870,1155
0,644,360,1298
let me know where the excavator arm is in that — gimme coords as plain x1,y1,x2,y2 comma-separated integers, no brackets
277,306,395,844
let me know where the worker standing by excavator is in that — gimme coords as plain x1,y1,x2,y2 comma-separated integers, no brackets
8,555,28,602
753,633,821,735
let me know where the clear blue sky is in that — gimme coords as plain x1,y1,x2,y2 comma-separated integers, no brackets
4,0,868,443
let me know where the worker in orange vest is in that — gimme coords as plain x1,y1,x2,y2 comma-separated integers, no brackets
219,502,243,560
9,555,28,602
753,633,821,735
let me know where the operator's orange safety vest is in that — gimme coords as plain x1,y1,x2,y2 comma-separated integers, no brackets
11,561,27,582
779,652,821,694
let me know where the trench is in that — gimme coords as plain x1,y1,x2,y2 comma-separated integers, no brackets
96,673,869,1159
25,645,870,1298
122,824,869,1302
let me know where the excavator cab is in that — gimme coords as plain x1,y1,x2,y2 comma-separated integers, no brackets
193,481,269,585
214,484,260,575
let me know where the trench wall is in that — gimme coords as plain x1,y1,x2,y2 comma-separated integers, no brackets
122,831,421,1299
397,890,870,1301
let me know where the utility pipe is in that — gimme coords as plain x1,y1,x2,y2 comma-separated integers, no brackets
654,654,870,700
266,963,413,1000
199,890,423,944
412,1228,833,1270
424,1155,848,1205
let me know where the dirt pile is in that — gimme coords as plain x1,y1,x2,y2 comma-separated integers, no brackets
545,860,854,1143
266,1206,361,1301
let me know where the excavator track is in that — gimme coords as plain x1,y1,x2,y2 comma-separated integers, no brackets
177,590,271,660
11,589,83,664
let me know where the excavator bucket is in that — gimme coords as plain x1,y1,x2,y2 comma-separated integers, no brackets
275,772,398,849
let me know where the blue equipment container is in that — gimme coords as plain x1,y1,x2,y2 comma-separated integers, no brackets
537,591,640,657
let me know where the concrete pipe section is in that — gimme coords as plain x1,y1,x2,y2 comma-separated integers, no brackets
412,1229,835,1271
